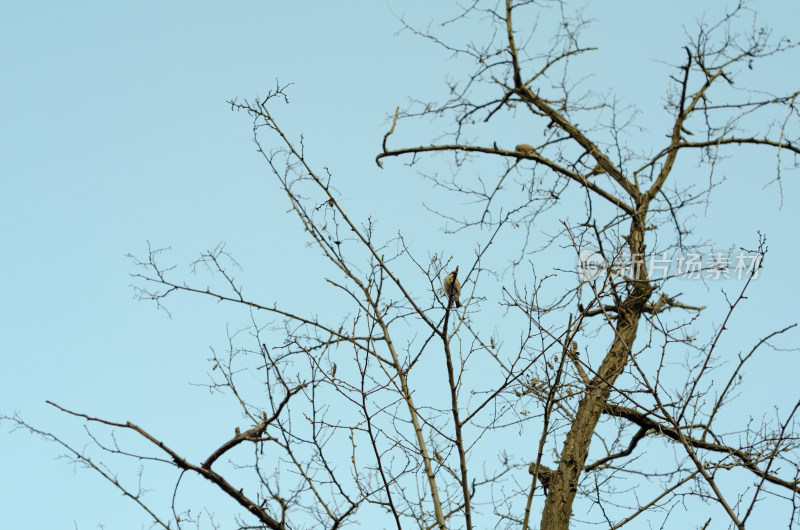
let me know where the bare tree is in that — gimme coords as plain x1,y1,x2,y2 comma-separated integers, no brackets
5,1,800,529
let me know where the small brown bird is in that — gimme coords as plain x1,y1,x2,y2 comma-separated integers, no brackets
588,161,605,176
515,144,537,156
443,269,462,308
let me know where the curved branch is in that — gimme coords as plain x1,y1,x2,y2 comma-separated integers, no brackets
377,143,635,215
46,401,285,529
603,404,800,493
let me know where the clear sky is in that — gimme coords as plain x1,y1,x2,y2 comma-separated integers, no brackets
2,1,799,529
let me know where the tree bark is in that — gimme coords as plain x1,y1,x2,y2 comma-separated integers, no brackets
540,212,651,530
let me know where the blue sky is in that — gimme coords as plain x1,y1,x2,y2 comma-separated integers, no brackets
2,1,799,529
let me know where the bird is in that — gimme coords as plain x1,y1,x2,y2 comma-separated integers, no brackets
515,144,537,156
443,269,462,308
588,161,606,176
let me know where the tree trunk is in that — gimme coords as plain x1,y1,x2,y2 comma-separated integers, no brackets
540,214,651,530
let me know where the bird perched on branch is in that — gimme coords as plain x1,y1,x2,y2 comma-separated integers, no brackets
443,268,462,308
515,144,537,156
588,161,606,176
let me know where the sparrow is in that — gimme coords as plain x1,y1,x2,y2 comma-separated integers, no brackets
515,144,537,156
443,269,462,308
